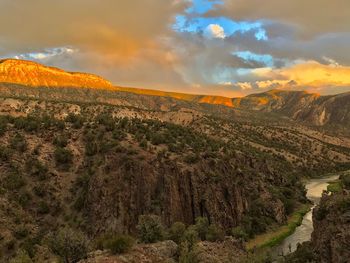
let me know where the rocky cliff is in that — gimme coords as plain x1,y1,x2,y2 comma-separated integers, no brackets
311,185,350,262
235,89,350,129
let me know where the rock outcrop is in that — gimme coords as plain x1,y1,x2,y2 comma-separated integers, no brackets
80,241,178,263
195,237,246,263
0,59,112,89
311,191,350,263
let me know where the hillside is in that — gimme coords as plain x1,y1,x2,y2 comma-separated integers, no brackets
1,96,350,262
0,59,112,89
1,59,350,262
235,89,350,129
1,59,350,132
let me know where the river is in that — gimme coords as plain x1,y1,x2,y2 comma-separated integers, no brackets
273,175,339,257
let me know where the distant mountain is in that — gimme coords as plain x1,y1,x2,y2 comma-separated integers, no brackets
235,89,350,127
0,59,349,129
0,59,112,89
113,87,235,107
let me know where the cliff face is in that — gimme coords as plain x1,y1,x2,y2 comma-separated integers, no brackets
311,191,350,263
234,89,350,128
0,59,112,89
84,153,287,234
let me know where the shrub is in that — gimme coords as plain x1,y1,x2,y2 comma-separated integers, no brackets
327,181,342,193
314,205,328,221
104,235,135,254
6,239,16,251
10,133,27,152
85,141,98,156
338,197,350,212
184,154,199,164
150,134,166,145
22,236,42,258
0,118,7,136
139,139,148,149
9,249,33,263
231,226,249,241
241,251,273,263
25,158,48,180
33,185,46,197
47,227,89,263
183,226,199,249
0,146,11,161
168,222,186,244
14,226,29,240
53,135,69,147
37,201,50,214
137,215,164,243
179,241,199,263
282,197,296,215
3,172,26,191
65,113,84,129
96,114,115,131
205,224,224,242
341,173,350,190
18,191,32,208
54,147,73,166
194,217,209,240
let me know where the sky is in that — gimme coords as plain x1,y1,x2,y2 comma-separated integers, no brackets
0,0,350,97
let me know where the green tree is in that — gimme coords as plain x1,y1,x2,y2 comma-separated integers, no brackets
9,249,33,263
168,222,186,244
54,147,73,166
47,227,89,263
206,224,224,242
104,235,134,254
137,215,164,243
194,217,209,240
231,226,249,241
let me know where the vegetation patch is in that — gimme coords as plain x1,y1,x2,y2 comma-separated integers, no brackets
246,204,311,250
327,180,342,193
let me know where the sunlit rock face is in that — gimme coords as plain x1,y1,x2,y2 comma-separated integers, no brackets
0,59,112,89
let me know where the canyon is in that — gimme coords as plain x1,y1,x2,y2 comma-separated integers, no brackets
0,59,349,263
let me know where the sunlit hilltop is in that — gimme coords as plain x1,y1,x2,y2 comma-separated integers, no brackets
0,59,112,89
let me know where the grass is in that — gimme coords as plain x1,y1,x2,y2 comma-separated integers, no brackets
327,180,342,193
246,204,311,250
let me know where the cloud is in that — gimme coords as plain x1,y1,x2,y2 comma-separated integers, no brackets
14,47,76,61
0,0,192,91
204,24,226,39
234,61,350,94
0,0,349,97
210,0,350,38
0,0,187,58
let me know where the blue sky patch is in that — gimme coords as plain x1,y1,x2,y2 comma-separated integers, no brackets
186,0,223,15
234,51,274,67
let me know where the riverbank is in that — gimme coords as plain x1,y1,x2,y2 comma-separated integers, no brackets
246,173,342,253
246,204,311,250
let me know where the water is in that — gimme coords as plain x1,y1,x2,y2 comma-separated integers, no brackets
273,175,339,257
